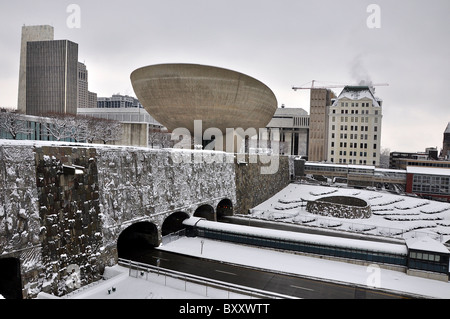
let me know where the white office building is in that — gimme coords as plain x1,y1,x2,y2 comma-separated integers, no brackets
327,86,383,166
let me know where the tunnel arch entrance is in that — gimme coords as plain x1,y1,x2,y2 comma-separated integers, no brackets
117,222,159,259
162,211,190,236
217,198,233,221
194,204,216,221
0,258,23,299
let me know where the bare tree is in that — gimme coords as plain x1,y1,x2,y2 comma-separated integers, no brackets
40,113,74,141
85,117,122,144
0,108,32,139
69,116,90,143
148,126,173,149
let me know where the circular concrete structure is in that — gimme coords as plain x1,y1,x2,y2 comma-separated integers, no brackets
130,64,278,136
307,196,372,219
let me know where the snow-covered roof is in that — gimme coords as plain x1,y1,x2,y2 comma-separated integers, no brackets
406,236,449,254
407,166,450,176
273,107,308,117
332,86,382,107
186,218,408,256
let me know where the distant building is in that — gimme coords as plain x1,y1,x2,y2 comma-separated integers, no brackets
308,88,336,162
390,148,449,170
77,62,97,109
77,106,164,148
263,106,309,156
406,166,450,202
327,86,383,166
26,39,79,116
97,94,143,109
17,25,54,113
443,122,450,160
88,92,97,109
77,106,160,126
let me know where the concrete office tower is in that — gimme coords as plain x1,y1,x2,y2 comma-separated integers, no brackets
327,86,383,166
77,62,98,108
26,40,79,116
308,88,336,162
17,25,54,113
443,123,450,159
78,62,89,108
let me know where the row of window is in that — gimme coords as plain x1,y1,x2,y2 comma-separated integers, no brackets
331,158,377,165
332,125,378,132
410,251,442,263
338,102,372,107
332,133,378,142
198,229,407,266
331,141,378,150
412,175,450,195
332,109,379,115
331,150,377,158
332,116,379,124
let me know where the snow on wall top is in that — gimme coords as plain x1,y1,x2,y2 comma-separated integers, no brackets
187,218,408,256
407,166,450,176
406,236,449,254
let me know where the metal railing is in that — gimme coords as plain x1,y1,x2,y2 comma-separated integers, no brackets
161,229,186,245
118,258,295,299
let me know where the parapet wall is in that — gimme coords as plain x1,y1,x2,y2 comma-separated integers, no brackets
307,196,372,219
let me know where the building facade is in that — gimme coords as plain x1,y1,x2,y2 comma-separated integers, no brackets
406,166,450,202
26,40,79,116
327,86,383,166
443,122,450,160
263,107,309,156
17,25,55,113
77,62,97,109
77,62,89,108
308,88,336,162
97,94,143,109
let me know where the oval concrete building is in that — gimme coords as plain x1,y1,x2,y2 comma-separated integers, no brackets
130,64,278,145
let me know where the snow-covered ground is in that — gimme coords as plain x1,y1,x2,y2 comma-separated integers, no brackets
250,183,450,243
158,237,450,299
37,264,255,299
36,235,450,299
36,182,450,299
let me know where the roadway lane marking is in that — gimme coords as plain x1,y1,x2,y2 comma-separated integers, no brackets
215,270,237,276
290,285,314,292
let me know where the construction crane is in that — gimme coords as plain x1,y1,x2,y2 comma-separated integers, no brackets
292,80,389,91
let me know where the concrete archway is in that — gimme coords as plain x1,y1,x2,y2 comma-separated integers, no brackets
162,212,190,236
117,222,159,259
0,258,23,299
217,198,233,221
194,204,216,221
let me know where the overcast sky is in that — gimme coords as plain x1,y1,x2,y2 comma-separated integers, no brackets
0,0,449,153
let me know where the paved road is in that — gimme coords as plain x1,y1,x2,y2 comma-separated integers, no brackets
125,248,413,299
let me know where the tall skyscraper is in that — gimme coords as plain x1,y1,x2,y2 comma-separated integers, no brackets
443,123,450,160
26,40,79,115
77,62,97,109
308,88,336,162
17,25,54,113
77,62,89,108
